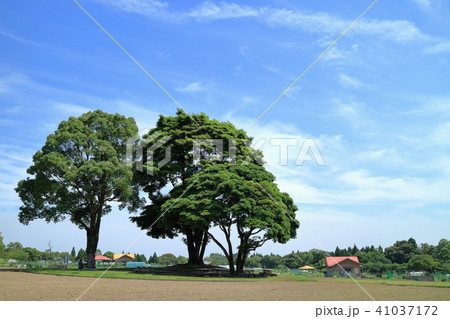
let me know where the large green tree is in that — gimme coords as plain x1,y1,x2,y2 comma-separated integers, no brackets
131,110,263,265
435,239,450,263
384,238,418,264
164,163,298,274
16,110,139,268
408,254,438,273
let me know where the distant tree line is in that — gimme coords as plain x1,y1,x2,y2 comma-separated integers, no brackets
1,231,448,273
204,237,450,274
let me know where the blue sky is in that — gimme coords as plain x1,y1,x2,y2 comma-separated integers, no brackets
1,0,449,258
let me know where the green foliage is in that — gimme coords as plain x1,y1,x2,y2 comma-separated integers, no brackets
282,253,303,269
76,248,86,260
131,109,265,265
177,255,188,264
245,254,262,268
356,250,391,264
408,254,439,273
204,253,228,265
148,252,159,264
15,110,139,268
363,262,391,273
159,253,177,266
166,162,298,274
70,247,76,260
135,253,147,263
385,238,418,264
104,251,114,259
440,262,450,273
303,249,328,269
22,247,42,261
0,233,4,257
7,242,23,250
260,254,282,269
5,248,28,261
418,243,436,257
435,239,450,263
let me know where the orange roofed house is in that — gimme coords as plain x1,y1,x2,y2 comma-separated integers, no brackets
325,256,362,277
113,254,135,264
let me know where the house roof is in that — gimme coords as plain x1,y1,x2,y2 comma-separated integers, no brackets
95,255,112,261
325,256,360,267
299,265,316,270
113,253,135,260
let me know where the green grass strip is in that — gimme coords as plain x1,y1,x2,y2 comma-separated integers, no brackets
26,269,317,282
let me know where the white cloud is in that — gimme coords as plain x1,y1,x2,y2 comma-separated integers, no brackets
53,102,92,116
338,73,362,88
0,73,31,94
175,81,204,93
96,0,169,17
96,1,433,44
332,99,370,129
412,0,432,9
240,96,258,105
187,2,261,20
424,41,450,54
193,3,428,43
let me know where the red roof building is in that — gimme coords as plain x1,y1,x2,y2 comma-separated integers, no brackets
325,256,361,277
95,255,113,261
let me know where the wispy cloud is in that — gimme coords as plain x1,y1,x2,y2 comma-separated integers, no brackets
96,0,169,18
53,102,92,116
96,1,434,44
0,73,32,94
412,0,432,9
338,73,363,88
423,41,450,54
175,81,204,93
187,2,260,20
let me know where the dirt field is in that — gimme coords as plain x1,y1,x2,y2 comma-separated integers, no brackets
0,272,449,301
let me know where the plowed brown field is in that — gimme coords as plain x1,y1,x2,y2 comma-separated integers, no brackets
0,272,449,301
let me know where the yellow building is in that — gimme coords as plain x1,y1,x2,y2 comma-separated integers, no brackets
113,254,135,263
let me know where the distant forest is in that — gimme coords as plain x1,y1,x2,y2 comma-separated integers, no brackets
1,233,448,274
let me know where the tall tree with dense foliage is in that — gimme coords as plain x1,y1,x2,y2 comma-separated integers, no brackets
70,247,76,261
131,110,263,265
385,238,418,264
435,239,450,263
76,249,86,261
165,162,298,274
16,110,140,268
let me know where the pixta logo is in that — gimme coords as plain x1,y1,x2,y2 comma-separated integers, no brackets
126,131,171,175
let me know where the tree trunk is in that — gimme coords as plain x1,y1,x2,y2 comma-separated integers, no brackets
85,219,101,269
186,230,206,265
208,227,235,275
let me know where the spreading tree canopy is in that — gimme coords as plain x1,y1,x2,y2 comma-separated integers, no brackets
131,109,263,265
165,163,298,274
131,109,298,270
15,110,140,268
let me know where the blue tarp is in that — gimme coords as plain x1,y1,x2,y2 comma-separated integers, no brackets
126,262,145,268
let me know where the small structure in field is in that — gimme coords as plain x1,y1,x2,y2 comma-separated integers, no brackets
95,255,113,264
113,254,135,264
325,256,361,277
299,265,316,272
